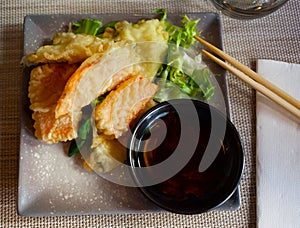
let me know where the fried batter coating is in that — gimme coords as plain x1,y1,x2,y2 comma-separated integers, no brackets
54,51,142,118
94,75,158,138
24,33,115,66
115,19,168,42
87,134,127,173
24,19,168,67
55,43,167,119
33,108,81,144
27,19,168,145
28,63,81,143
28,63,78,112
28,18,167,119
87,98,158,173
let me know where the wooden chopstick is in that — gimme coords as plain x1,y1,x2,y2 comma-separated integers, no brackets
194,35,300,119
194,35,300,110
202,49,300,119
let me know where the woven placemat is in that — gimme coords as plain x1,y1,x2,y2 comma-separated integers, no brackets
1,0,299,227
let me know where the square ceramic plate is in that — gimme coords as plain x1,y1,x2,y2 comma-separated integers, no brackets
18,12,240,216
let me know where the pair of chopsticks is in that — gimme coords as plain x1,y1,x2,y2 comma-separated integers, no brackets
194,35,300,119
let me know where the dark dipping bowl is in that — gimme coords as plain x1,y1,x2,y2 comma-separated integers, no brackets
127,99,244,214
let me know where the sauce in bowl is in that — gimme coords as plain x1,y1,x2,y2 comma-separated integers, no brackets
128,99,244,214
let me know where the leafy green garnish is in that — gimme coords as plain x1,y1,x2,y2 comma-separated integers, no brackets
90,96,105,108
165,15,200,48
68,97,104,157
192,68,215,99
153,10,215,102
73,18,103,36
68,119,91,157
154,59,214,102
72,18,119,37
153,9,167,22
78,119,91,140
68,140,81,157
154,8,199,48
97,21,118,35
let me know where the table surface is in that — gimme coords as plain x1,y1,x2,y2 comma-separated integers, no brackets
1,0,299,227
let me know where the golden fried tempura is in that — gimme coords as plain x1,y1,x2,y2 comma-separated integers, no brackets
52,19,167,119
24,19,168,67
54,46,146,119
24,33,115,66
87,134,127,173
88,98,158,173
115,19,168,43
28,63,81,143
26,19,168,146
28,63,78,112
94,75,158,138
33,108,82,144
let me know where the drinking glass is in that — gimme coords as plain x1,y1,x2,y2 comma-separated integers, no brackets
209,0,289,19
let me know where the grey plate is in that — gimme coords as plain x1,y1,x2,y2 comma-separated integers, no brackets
18,13,240,216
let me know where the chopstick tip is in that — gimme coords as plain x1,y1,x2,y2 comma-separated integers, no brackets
194,35,202,42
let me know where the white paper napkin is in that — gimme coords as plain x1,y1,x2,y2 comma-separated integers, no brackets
256,59,300,228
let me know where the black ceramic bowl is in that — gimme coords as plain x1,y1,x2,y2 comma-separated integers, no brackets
127,99,244,214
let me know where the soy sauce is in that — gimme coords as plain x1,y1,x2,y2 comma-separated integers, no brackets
139,110,233,208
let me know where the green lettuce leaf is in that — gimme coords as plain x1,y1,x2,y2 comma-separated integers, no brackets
73,18,103,36
153,10,215,102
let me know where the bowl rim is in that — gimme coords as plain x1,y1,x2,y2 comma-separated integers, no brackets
209,0,289,19
127,99,245,214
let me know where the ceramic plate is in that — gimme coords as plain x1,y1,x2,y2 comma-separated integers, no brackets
18,12,240,216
